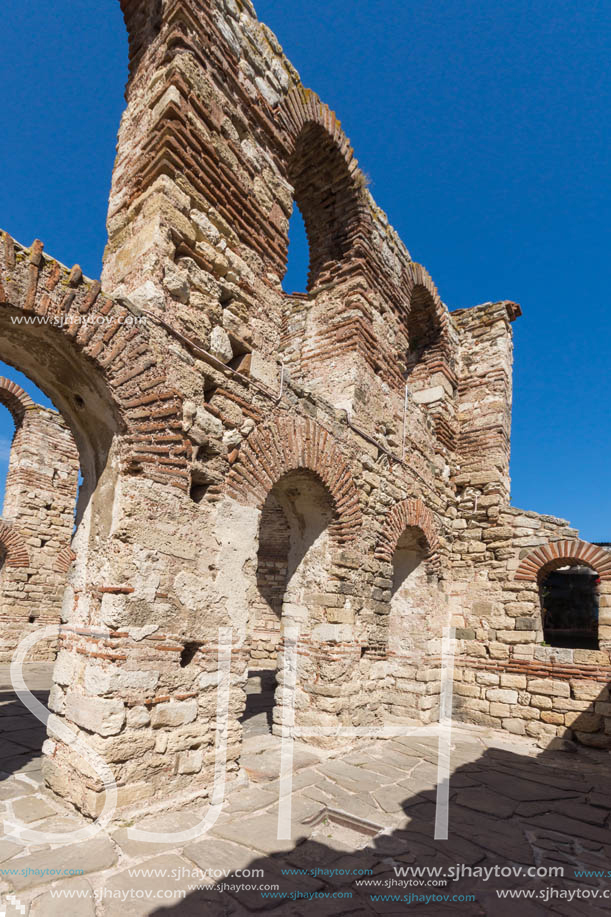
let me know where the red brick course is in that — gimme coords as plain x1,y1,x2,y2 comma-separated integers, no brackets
226,414,361,543
0,521,29,568
375,496,439,566
515,539,611,581
0,232,189,490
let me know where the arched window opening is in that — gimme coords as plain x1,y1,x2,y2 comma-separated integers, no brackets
286,123,364,292
405,286,442,384
540,565,599,650
282,203,309,294
403,283,457,449
242,471,336,738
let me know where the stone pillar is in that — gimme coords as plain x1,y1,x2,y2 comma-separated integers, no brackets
453,301,520,505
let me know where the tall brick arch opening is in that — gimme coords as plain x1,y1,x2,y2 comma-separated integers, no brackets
402,263,457,448
404,264,452,380
279,89,372,291
0,377,35,428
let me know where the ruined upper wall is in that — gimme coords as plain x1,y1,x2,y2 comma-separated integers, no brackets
104,0,522,497
104,0,476,455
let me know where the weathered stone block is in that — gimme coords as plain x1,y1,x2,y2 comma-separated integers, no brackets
572,681,608,701
487,688,518,704
529,694,553,709
151,700,198,728
564,712,601,732
489,702,511,717
65,693,126,737
527,679,570,698
496,631,535,644
177,749,204,774
500,673,527,689
541,712,564,725
475,672,500,686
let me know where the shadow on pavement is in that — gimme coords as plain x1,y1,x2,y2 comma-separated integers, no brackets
148,718,611,916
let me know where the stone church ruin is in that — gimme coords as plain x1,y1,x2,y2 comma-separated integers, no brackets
0,0,609,819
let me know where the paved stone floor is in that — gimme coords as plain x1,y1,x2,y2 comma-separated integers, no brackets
1,665,611,915
240,669,276,740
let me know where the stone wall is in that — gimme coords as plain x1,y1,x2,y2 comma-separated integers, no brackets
451,507,611,747
0,378,79,661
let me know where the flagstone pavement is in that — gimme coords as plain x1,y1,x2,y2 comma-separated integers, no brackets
1,665,610,916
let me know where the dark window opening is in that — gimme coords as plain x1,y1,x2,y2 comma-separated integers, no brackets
540,566,599,650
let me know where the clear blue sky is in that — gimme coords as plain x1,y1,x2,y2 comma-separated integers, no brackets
0,0,609,539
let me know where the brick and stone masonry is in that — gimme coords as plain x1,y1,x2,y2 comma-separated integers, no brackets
0,0,607,818
0,378,79,661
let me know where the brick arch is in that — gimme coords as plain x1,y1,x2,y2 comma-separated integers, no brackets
0,232,189,490
0,522,29,568
55,544,77,574
375,497,440,568
404,263,452,369
279,88,359,170
226,415,361,543
0,378,35,427
405,263,448,334
515,540,611,582
277,88,372,290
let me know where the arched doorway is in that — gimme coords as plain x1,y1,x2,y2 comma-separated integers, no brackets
390,526,433,654
243,470,336,738
376,497,443,722
227,413,362,745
